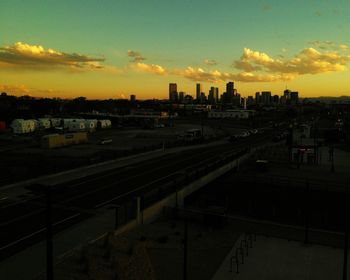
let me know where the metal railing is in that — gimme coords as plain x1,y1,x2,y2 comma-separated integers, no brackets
229,232,257,274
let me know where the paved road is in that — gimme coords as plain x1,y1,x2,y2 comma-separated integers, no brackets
0,132,274,260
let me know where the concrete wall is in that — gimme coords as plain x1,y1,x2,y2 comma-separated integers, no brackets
113,152,252,236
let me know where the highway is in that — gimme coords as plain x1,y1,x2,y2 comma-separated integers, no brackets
0,131,276,260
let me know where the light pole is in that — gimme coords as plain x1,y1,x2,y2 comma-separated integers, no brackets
183,217,188,280
45,187,54,280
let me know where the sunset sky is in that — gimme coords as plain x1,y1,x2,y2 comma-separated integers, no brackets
1,0,350,99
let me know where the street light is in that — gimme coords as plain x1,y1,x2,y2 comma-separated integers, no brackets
31,183,54,280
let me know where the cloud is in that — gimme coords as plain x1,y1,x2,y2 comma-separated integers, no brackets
0,84,63,97
0,84,30,94
171,67,294,83
0,42,119,72
204,59,217,66
308,40,336,50
234,47,350,76
173,67,224,82
308,41,349,52
129,44,350,84
340,44,349,51
131,62,167,75
127,50,146,62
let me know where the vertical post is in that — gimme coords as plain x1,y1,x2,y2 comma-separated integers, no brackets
114,205,119,230
343,228,348,280
135,197,141,225
46,187,53,280
304,181,310,245
183,217,188,280
297,149,300,169
331,146,335,173
201,111,204,140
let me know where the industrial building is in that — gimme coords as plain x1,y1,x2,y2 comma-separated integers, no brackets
41,132,88,149
208,110,255,119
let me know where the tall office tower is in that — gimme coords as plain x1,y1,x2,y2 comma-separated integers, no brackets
242,97,247,109
290,91,299,105
284,89,291,100
273,95,279,104
247,96,254,106
232,94,241,107
196,83,202,102
214,87,219,103
261,91,272,105
130,94,136,102
179,91,185,102
208,86,219,104
226,82,235,97
169,83,178,102
200,92,206,102
208,87,214,104
255,92,261,104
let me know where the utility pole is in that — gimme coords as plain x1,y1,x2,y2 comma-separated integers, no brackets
183,217,188,280
304,181,310,245
330,145,335,172
46,187,54,280
201,111,204,140
343,228,348,280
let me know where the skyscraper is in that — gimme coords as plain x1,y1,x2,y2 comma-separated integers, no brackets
261,91,272,105
290,91,299,105
283,89,291,100
255,92,261,105
196,83,202,102
223,81,236,104
179,91,185,102
208,87,219,104
226,82,235,97
169,83,178,102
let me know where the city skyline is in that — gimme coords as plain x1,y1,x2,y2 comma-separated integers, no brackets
1,0,350,99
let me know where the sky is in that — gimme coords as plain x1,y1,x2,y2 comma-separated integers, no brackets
1,0,350,99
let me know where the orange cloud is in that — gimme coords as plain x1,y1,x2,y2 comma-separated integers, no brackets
204,59,217,66
131,62,167,75
234,47,350,75
0,42,120,73
0,84,30,94
127,50,146,62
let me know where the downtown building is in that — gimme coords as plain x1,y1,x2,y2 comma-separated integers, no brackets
169,83,178,102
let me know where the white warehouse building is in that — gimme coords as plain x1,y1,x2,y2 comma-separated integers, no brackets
10,119,37,134
208,110,255,119
85,119,98,132
38,118,51,129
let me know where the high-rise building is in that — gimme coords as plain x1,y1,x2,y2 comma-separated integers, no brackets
272,95,279,104
208,87,219,104
184,94,194,104
242,97,247,109
290,91,299,105
247,96,254,107
261,91,272,105
196,83,202,102
222,81,236,104
179,91,185,102
215,87,219,100
169,83,178,102
255,92,261,105
284,89,291,100
226,82,235,97
232,94,241,107
130,94,136,102
200,92,206,102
